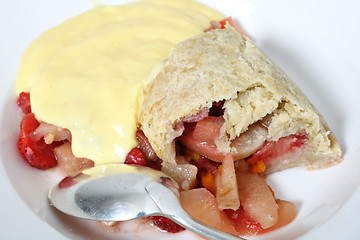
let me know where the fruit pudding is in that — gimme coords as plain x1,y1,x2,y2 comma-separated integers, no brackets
16,90,299,237
14,0,342,238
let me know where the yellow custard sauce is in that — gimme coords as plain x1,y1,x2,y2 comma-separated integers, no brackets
15,0,224,164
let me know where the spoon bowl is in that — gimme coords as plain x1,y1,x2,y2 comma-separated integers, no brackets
48,164,244,240
49,164,167,221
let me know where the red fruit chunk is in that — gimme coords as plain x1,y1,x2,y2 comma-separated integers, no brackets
58,176,78,189
225,207,264,237
219,17,248,35
17,113,63,169
125,148,147,166
249,132,307,165
18,113,39,134
136,130,157,161
180,116,225,162
17,92,31,114
205,17,250,38
149,216,185,233
226,200,297,237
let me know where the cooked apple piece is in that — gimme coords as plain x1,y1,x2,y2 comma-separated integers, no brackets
236,166,278,229
215,154,240,210
54,142,94,175
180,116,225,162
180,188,237,235
180,116,268,163
161,161,197,190
231,123,267,160
30,122,71,143
263,200,297,233
97,221,120,233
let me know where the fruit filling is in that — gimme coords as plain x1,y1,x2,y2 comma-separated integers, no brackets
166,100,302,236
15,90,302,237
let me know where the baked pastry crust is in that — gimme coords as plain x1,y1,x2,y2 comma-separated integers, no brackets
138,27,342,173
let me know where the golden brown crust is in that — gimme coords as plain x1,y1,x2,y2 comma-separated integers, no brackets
138,27,342,172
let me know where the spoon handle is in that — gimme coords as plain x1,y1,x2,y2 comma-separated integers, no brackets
145,181,245,240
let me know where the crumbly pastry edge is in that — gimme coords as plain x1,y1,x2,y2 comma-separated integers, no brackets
138,27,342,173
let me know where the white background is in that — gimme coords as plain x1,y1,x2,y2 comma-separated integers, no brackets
1,0,359,239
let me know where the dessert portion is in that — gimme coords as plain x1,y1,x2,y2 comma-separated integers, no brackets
136,26,342,236
17,92,297,237
14,0,342,238
139,27,342,174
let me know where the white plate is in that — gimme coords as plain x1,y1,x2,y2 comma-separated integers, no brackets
1,0,360,239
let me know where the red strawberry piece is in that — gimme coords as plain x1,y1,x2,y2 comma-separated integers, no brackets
58,176,78,189
149,216,185,233
17,113,63,169
124,148,147,166
17,92,31,114
204,17,251,38
248,132,307,165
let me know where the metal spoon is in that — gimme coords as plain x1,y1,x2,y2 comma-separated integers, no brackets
48,164,244,240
